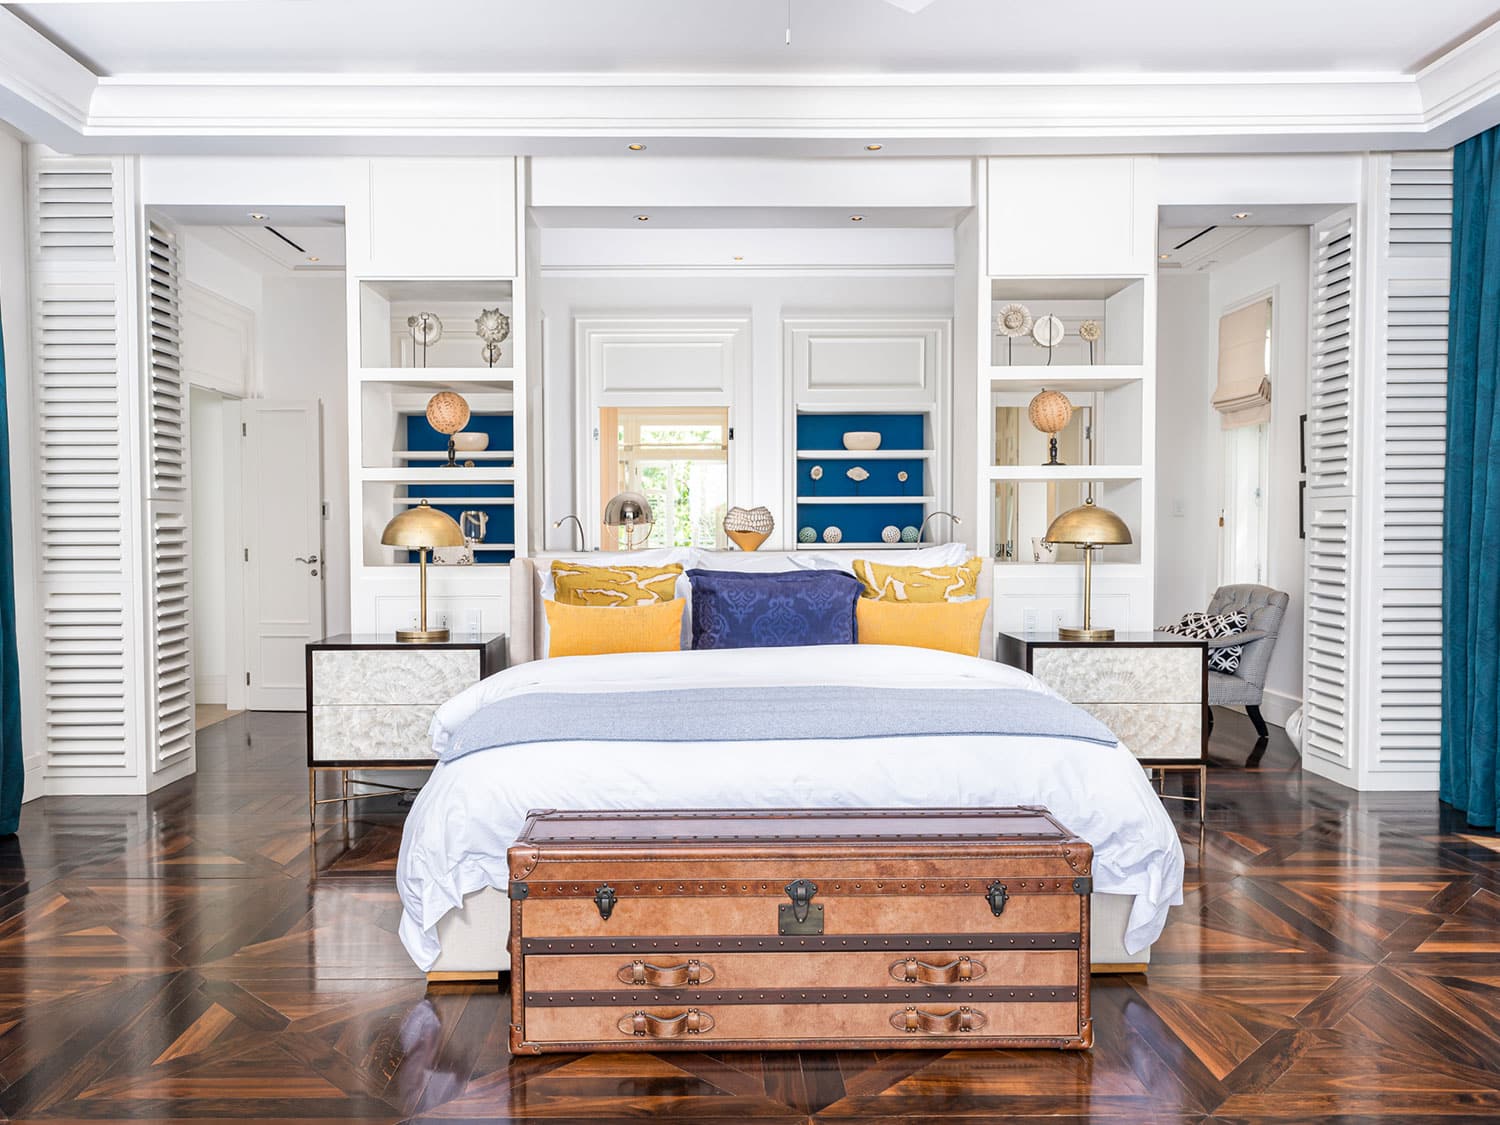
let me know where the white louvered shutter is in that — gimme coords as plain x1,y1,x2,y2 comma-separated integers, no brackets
30,156,138,776
1372,153,1450,774
144,221,195,773
1302,208,1358,773
1308,214,1355,490
147,223,186,495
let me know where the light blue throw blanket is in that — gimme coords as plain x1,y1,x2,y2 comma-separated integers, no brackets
442,685,1118,762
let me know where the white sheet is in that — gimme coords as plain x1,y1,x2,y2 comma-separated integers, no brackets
398,645,1185,968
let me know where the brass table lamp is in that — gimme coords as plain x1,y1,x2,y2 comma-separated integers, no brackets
381,499,465,642
1043,497,1132,641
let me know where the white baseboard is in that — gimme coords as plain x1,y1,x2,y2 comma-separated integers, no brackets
196,674,227,705
1216,687,1301,730
22,757,43,804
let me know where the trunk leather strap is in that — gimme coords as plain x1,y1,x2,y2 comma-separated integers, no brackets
618,1009,715,1038
889,956,983,984
890,1006,987,1034
617,959,713,987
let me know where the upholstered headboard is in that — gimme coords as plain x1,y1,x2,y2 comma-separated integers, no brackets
507,553,996,664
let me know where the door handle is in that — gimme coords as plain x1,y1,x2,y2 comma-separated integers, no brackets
295,554,319,564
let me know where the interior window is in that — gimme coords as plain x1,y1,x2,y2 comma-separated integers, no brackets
599,406,729,550
1222,422,1269,584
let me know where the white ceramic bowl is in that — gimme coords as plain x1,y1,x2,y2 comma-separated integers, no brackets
842,431,882,451
451,432,490,452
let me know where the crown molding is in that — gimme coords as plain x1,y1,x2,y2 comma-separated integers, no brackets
3,6,1498,155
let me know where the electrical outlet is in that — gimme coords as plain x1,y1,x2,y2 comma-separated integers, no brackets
463,609,482,636
1172,499,1186,518
1022,608,1039,633
1052,609,1066,630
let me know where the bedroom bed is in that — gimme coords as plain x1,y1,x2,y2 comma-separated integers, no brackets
397,552,1185,978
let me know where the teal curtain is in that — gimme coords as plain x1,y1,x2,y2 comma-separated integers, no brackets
1440,127,1500,828
0,318,20,835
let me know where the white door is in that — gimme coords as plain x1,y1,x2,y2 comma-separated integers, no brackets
240,400,325,710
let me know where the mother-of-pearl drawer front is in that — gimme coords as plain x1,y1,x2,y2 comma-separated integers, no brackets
313,649,478,705
311,705,440,761
1074,703,1202,761
1031,648,1201,704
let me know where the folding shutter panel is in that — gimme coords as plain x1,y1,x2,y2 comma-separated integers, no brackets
30,156,137,775
1374,153,1450,772
1308,213,1355,490
147,222,186,496
149,506,193,770
1303,497,1352,770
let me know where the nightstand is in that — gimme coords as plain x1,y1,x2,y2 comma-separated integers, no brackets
996,630,1208,819
305,633,505,821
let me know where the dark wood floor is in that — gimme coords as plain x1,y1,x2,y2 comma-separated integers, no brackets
0,711,1495,1123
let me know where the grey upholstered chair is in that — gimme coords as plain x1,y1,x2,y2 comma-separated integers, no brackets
1204,584,1290,740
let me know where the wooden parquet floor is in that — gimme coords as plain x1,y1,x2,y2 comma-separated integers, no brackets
0,709,1496,1123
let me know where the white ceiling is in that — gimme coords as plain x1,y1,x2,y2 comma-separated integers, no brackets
158,205,346,272
8,0,1496,77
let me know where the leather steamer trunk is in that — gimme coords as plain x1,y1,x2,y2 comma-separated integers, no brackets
506,807,1093,1053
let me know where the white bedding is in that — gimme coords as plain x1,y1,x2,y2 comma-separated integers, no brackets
397,645,1185,969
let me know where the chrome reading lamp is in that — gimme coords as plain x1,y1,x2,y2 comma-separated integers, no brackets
604,491,654,550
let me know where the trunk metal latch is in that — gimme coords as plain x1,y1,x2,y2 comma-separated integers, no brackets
594,884,617,921
779,878,823,935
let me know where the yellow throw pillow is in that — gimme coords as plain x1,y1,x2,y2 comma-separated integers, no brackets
853,556,982,603
856,597,990,657
545,599,686,657
551,561,683,607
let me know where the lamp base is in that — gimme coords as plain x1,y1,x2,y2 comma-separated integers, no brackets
395,627,450,643
1058,625,1115,642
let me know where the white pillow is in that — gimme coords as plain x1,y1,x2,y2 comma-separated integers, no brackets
691,549,839,573
538,548,695,656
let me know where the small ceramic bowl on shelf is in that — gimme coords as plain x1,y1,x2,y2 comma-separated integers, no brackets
841,431,882,451
451,432,490,452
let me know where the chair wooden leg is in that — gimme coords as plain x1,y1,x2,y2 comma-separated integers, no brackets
1246,705,1269,739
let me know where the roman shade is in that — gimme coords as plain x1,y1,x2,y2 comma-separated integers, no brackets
1213,297,1273,429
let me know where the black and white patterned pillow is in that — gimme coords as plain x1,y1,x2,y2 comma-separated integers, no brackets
1160,610,1250,673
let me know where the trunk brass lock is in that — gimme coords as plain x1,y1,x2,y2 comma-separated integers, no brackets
779,878,823,935
594,884,617,921
986,880,1009,917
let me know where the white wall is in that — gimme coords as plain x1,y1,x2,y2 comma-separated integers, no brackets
1155,230,1310,725
260,273,349,635
189,387,227,703
0,130,43,798
539,271,954,552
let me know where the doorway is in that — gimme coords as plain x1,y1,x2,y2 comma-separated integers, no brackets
189,385,241,729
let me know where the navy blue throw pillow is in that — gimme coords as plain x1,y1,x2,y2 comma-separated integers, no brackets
686,568,861,650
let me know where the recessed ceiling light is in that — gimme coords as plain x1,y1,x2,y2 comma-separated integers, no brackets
733,256,744,261
249,212,267,220
634,214,650,221
307,255,320,262
1159,252,1171,260
849,215,865,222
628,143,646,151
865,143,883,151
1232,211,1252,220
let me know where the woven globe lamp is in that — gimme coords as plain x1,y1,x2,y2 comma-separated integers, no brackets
426,392,471,468
1028,389,1074,466
1043,497,1132,641
381,500,465,642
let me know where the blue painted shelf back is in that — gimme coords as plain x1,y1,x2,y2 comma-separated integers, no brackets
794,411,928,543
402,412,515,564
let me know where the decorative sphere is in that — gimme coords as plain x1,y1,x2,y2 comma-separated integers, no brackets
426,391,471,435
798,526,817,543
881,525,901,543
901,526,919,543
1028,389,1073,435
822,526,843,544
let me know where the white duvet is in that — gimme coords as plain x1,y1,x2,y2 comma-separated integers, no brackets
397,645,1185,968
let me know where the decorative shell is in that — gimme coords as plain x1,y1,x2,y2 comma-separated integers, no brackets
901,526,920,543
882,525,902,544
1078,319,1102,342
822,526,843,544
1032,314,1066,348
723,505,775,533
798,526,817,543
897,470,909,484
407,311,443,346
994,303,1033,337
846,467,871,483
474,307,511,344
1028,389,1074,435
809,465,824,481
425,391,470,435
